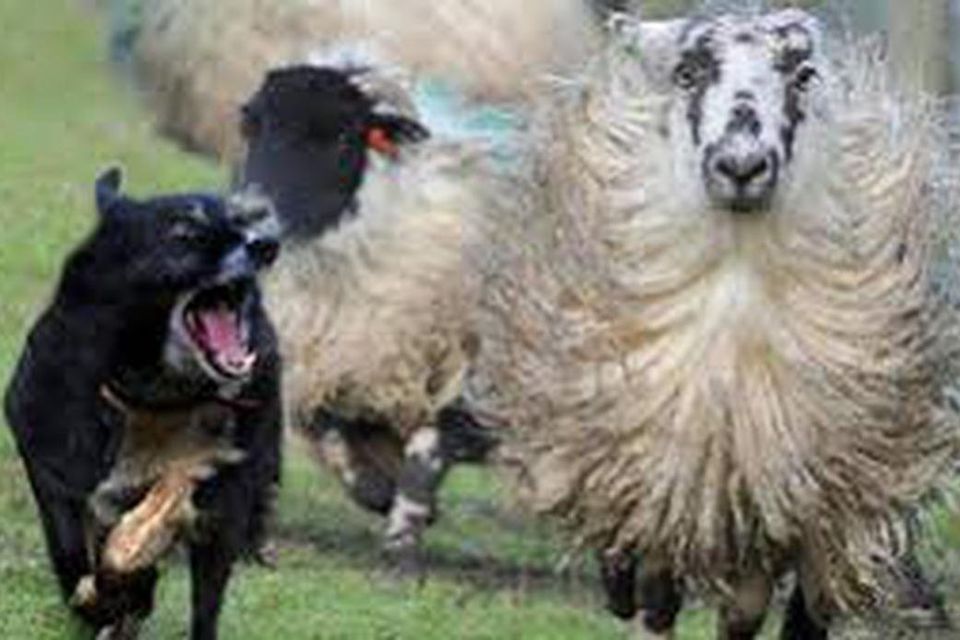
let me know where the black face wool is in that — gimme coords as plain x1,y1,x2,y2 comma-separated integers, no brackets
239,64,428,241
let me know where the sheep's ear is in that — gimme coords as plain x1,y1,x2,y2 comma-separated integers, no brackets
764,9,821,36
612,16,686,80
594,0,641,21
95,166,124,216
365,113,430,157
763,9,822,59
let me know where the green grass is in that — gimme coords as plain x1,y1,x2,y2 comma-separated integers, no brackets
0,1,956,638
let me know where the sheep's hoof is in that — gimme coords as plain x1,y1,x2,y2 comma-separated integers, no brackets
381,544,427,585
628,616,674,639
95,614,143,640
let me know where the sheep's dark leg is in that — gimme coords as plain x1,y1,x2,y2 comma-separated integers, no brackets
717,573,773,640
598,548,639,619
602,551,682,638
304,408,402,516
632,558,683,638
893,549,951,629
435,400,499,465
383,426,448,576
781,585,828,640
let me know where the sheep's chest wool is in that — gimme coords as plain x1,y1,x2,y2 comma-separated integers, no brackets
470,12,960,615
265,145,483,437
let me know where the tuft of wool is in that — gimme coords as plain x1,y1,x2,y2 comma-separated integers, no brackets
129,0,339,161
469,38,960,614
337,0,598,103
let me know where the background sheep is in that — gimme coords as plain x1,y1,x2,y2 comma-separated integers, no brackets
468,8,960,638
109,0,601,161
237,54,501,571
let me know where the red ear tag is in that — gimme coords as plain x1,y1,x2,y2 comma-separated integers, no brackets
367,127,398,158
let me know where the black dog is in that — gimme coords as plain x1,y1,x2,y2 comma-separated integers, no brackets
4,168,282,639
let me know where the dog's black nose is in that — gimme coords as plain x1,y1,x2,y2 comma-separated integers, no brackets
247,236,280,268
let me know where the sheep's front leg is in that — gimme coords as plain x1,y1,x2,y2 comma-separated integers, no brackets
435,400,499,465
717,573,773,640
630,557,683,639
305,408,403,516
383,426,448,576
780,584,828,640
599,548,638,619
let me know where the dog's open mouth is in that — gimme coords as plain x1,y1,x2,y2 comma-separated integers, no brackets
179,280,257,380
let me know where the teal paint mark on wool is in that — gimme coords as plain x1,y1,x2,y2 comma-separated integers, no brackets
411,78,526,168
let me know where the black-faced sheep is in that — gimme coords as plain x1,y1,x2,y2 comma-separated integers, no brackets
237,54,500,570
468,9,960,638
110,0,600,160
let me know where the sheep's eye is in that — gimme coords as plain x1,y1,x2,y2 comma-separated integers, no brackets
672,61,701,90
793,65,818,92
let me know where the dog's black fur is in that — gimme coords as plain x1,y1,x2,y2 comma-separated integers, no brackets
4,168,282,640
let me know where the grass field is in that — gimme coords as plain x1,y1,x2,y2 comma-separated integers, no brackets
0,1,956,638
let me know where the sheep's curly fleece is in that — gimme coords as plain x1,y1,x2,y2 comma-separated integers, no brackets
266,143,489,440
468,37,960,614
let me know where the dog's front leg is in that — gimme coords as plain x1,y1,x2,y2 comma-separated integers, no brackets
30,487,96,611
188,534,236,640
22,463,131,629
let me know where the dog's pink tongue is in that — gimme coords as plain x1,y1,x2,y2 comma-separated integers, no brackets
198,307,253,372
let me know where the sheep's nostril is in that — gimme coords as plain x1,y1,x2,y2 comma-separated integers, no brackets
742,157,769,183
714,154,770,187
715,157,739,181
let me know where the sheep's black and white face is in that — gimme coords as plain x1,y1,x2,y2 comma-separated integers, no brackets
239,64,429,240
634,10,823,213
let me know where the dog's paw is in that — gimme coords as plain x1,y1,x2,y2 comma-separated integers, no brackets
70,574,99,609
252,539,280,570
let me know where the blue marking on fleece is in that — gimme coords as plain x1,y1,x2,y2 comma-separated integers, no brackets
108,0,144,65
411,78,526,167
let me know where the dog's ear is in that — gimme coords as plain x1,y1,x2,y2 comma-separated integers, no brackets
365,113,430,157
95,166,124,216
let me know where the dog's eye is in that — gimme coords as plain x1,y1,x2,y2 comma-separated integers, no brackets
168,221,201,241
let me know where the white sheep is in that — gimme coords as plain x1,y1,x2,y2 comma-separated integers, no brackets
468,9,960,637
